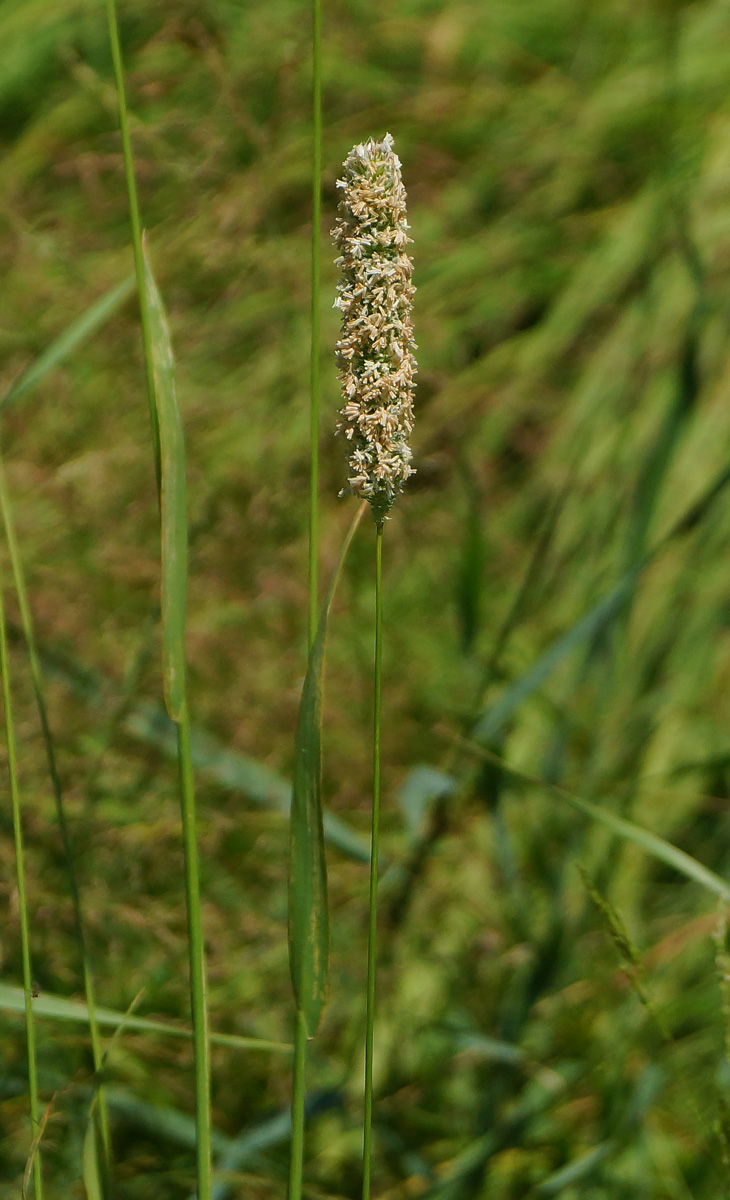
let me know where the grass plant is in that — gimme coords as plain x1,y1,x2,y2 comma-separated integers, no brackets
7,0,730,1195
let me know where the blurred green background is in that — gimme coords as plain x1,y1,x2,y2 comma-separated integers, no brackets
3,0,730,1194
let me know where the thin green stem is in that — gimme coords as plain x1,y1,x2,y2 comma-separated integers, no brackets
308,0,322,647
0,553,43,1199
363,521,383,1200
288,1008,308,1200
291,3,322,1193
0,454,112,1175
104,0,160,493
177,704,212,1200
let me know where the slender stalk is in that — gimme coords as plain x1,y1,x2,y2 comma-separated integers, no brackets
288,1008,308,1200
104,0,160,492
0,454,112,1173
363,521,383,1200
308,0,322,648
290,3,323,1195
177,704,212,1200
0,552,43,1199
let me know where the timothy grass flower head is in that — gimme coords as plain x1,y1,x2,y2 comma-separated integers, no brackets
332,133,417,524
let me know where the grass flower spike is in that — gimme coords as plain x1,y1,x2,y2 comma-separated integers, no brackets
333,132,416,524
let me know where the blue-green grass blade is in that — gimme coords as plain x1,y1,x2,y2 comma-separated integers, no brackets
102,1089,228,1154
141,240,187,722
289,504,366,1034
1,275,135,411
537,1141,616,1193
0,983,290,1053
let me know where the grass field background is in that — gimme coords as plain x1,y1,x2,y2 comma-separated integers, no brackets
3,0,730,1195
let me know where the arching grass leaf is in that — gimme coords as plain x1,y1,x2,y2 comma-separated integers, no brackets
288,505,365,1035
141,239,187,721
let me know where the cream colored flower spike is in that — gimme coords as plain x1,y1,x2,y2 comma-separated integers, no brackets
332,133,417,524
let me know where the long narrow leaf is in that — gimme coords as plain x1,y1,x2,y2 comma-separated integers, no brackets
289,504,365,1034
1,275,135,410
141,241,187,721
139,237,211,1196
0,983,290,1053
459,742,730,903
474,577,634,743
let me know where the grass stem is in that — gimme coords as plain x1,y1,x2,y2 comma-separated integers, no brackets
177,705,212,1200
362,520,383,1200
290,2,323,1193
288,1008,308,1200
0,453,112,1176
0,546,43,1199
308,0,322,649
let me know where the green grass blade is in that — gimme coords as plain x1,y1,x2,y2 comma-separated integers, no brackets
462,743,730,903
473,576,635,744
0,549,43,1198
142,241,187,722
0,983,290,1053
0,275,135,412
473,452,730,747
105,0,160,488
81,1121,104,1200
140,239,211,1199
623,318,700,572
456,464,485,656
289,503,365,1033
82,989,145,1200
537,1141,616,1193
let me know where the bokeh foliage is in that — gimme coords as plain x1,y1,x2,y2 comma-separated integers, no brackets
3,0,730,1194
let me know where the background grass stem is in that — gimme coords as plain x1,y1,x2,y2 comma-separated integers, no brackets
0,452,112,1175
0,549,43,1200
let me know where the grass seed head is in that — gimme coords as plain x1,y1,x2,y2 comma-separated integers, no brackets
332,132,417,524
